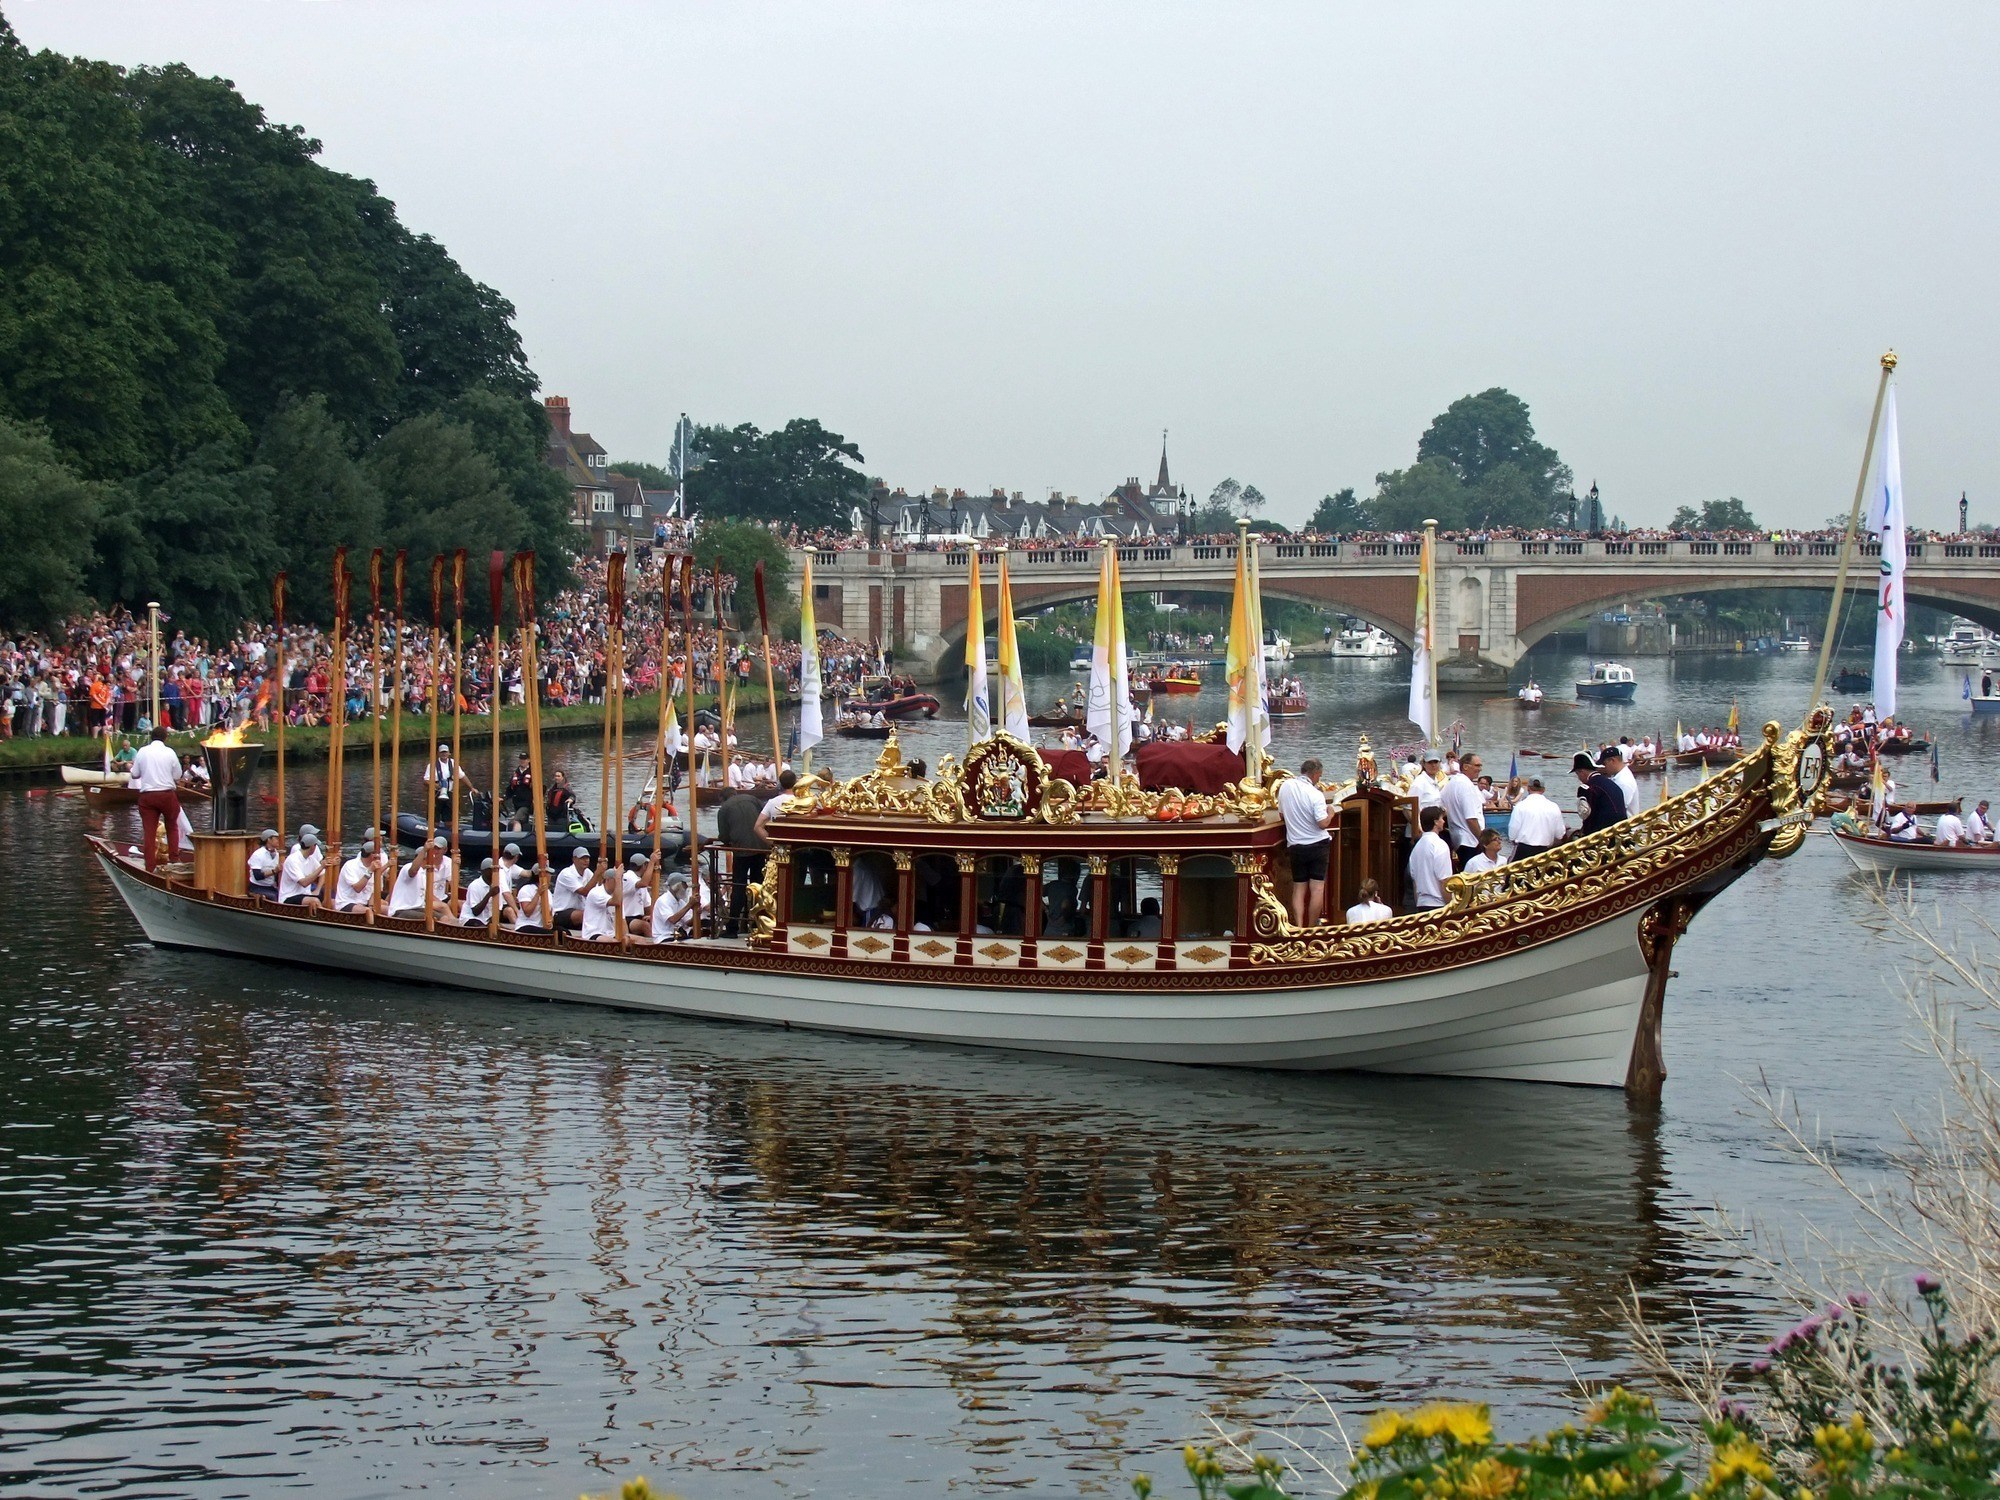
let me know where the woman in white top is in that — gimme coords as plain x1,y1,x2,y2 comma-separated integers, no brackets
578,873,619,941
1343,878,1393,925
510,872,551,932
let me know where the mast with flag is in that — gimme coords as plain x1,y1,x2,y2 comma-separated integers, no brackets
1242,521,1270,782
995,550,1029,741
796,550,824,771
1224,521,1264,776
964,546,991,748
1868,381,1906,719
1086,538,1134,779
1408,518,1438,745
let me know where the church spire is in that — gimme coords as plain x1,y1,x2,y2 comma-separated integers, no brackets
1156,428,1170,492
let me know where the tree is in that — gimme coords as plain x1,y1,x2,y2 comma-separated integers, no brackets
0,415,98,629
1465,461,1547,529
367,412,520,567
256,394,381,622
1240,484,1267,518
89,447,280,637
1368,458,1467,531
1672,498,1758,532
693,519,790,630
685,418,865,529
610,459,676,490
1309,487,1366,533
1415,389,1571,524
1670,504,1701,531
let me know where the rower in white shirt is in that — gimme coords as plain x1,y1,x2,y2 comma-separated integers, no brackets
621,854,653,924
278,827,325,907
1933,811,1968,848
510,869,551,932
459,858,508,926
388,839,455,921
577,866,619,941
551,848,594,930
495,843,525,895
649,870,711,941
1968,801,1995,843
1343,878,1393,925
334,838,385,914
1407,806,1454,910
248,828,282,898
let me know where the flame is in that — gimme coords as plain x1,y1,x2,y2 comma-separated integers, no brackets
203,723,250,749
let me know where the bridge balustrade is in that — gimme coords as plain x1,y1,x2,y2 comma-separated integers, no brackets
1603,541,1634,554
1809,542,1839,556
1638,541,1667,555
1391,542,1421,557
1455,542,1486,556
1309,543,1339,557
1554,541,1583,555
1724,542,1753,556
1775,543,1803,556
1907,544,1925,559
1357,543,1388,557
1947,544,1972,558
1275,544,1305,558
1061,549,1091,564
1985,545,2000,558
1689,541,1718,555
1520,541,1551,555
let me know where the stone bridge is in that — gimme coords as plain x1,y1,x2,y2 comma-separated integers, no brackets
799,537,2000,689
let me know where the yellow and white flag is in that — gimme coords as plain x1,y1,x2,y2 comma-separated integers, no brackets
797,554,823,754
1247,536,1272,759
1224,537,1256,753
1408,528,1436,744
995,552,1030,740
1085,541,1134,757
965,547,991,744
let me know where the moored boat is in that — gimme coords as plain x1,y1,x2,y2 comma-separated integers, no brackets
1831,825,2000,874
391,811,683,865
61,765,129,787
1147,669,1202,695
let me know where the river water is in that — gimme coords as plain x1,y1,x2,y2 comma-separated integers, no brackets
4,645,1998,1498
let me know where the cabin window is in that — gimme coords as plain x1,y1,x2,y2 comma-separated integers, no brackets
975,855,1027,937
912,853,960,933
1039,856,1091,939
790,846,838,924
850,850,897,929
1176,854,1236,940
1109,856,1164,939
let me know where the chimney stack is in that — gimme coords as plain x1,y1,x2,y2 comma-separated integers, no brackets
545,395,572,439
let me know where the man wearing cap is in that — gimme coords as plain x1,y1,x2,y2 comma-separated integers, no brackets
1507,777,1565,858
129,724,186,870
335,839,386,915
1573,752,1625,837
388,839,454,921
576,861,620,941
278,827,325,907
460,858,508,926
1408,751,1444,813
496,843,525,897
510,867,551,932
1601,744,1639,818
551,847,594,931
622,853,653,927
504,752,536,827
247,829,282,898
423,744,473,829
1440,752,1486,870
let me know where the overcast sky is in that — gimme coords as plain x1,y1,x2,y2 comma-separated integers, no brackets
14,2,1997,530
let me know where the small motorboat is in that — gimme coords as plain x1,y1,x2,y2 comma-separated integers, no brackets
1147,669,1203,695
1516,682,1544,709
1777,635,1814,653
1027,704,1085,729
1831,667,1872,694
1265,687,1309,719
1876,735,1932,757
1575,662,1637,702
842,692,940,720
1330,626,1399,658
393,812,685,866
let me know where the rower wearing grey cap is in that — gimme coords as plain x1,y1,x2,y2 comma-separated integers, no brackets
334,837,386,915
551,847,593,931
247,829,282,897
459,857,507,927
387,838,454,921
278,826,324,907
496,843,525,897
509,865,551,932
622,852,654,924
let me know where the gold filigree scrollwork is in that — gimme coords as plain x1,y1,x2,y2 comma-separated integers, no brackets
892,850,913,872
1156,852,1180,876
1246,724,1812,964
1039,779,1080,825
768,844,792,867
1086,855,1108,875
954,851,978,874
832,846,852,869
745,879,778,948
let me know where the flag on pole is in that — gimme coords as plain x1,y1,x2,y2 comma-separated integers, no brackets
1964,672,1974,701
1246,536,1272,764
1869,382,1906,718
964,547,992,744
1726,698,1739,734
661,700,683,758
1870,754,1887,826
1509,750,1518,781
1408,527,1436,744
1931,739,1941,785
1086,542,1134,757
995,552,1029,741
1224,536,1256,754
797,554,823,755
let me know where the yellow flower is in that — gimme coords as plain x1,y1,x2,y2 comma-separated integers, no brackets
1441,1406,1495,1447
1364,1410,1409,1449
1707,1436,1776,1489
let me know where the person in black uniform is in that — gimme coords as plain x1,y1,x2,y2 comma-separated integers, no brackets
1572,751,1626,836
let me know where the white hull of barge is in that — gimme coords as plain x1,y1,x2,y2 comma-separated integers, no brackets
98,848,1652,1087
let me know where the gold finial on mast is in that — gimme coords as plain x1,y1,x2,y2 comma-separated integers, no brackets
1881,349,1898,372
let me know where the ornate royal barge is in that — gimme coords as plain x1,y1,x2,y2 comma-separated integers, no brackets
91,712,1834,1100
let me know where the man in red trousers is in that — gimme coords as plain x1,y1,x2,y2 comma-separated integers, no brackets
129,726,186,870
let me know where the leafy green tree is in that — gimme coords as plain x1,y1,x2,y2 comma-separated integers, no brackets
0,42,243,477
1369,457,1467,531
609,459,676,490
444,390,577,598
90,447,280,636
256,394,382,622
685,418,864,529
1309,487,1366,533
380,230,536,428
367,412,520,568
1671,498,1759,532
1415,388,1571,523
693,519,790,629
0,415,99,629
1240,483,1267,517
1670,504,1701,531
1466,461,1547,529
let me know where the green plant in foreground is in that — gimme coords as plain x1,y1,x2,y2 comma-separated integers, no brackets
1128,1282,2000,1500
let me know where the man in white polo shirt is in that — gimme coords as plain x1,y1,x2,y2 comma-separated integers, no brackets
1407,806,1454,911
129,726,185,870
551,848,594,931
278,828,325,907
1276,758,1334,927
1440,752,1486,870
1506,777,1567,857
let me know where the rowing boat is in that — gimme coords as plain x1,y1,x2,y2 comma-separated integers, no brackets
1831,826,2000,873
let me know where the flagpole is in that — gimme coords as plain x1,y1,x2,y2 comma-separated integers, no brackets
754,562,783,766
712,561,731,792
487,551,505,939
1106,539,1123,786
513,552,552,928
368,550,383,850
322,550,349,905
650,557,673,878
681,552,703,942
272,573,287,843
1810,350,1898,712
389,551,406,857
605,552,628,946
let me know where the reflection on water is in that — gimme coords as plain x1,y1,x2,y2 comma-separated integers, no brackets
2,646,1993,1495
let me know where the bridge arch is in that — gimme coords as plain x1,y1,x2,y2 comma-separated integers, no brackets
1511,574,2000,657
924,576,1414,678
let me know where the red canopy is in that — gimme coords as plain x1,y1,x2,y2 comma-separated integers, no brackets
1135,740,1246,794
1039,748,1095,786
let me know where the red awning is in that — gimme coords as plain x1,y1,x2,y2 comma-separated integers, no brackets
1134,740,1247,794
